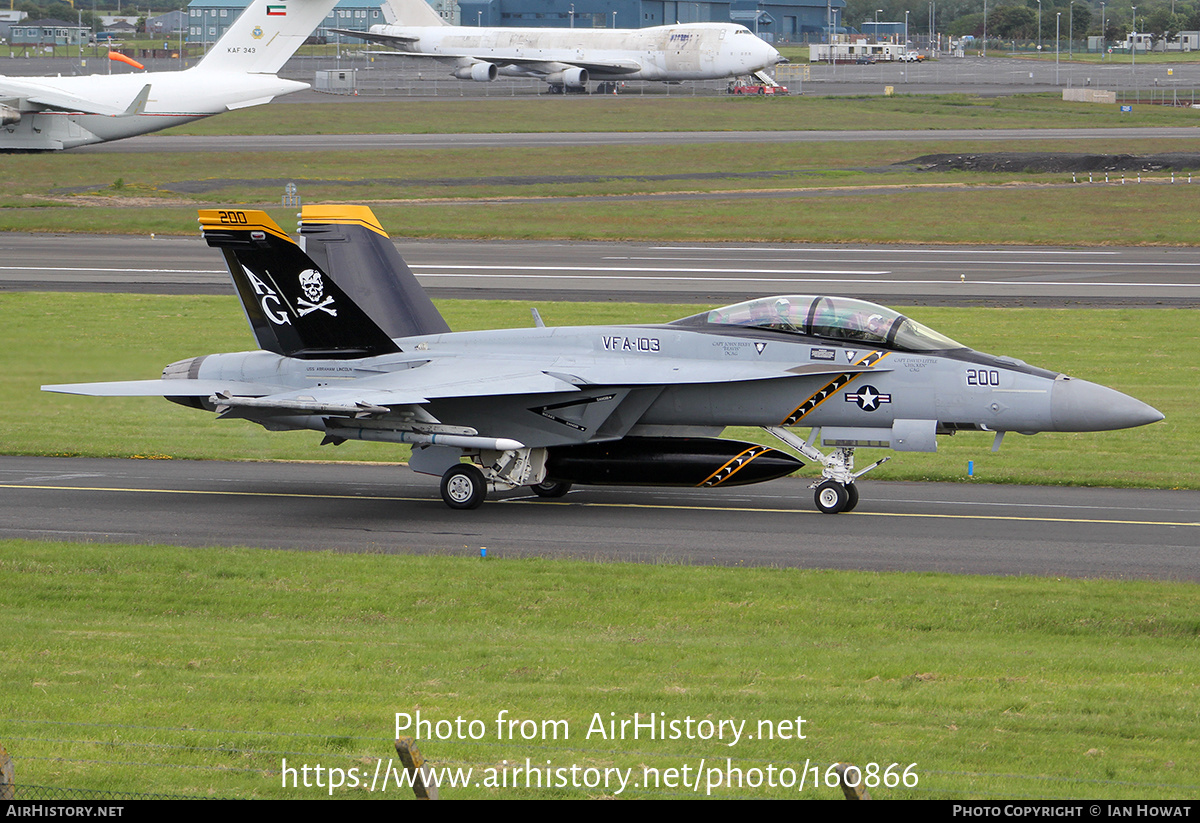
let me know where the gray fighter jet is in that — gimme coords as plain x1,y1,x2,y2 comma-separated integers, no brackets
43,206,1164,513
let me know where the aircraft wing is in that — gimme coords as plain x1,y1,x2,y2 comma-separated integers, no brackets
0,78,151,116
302,360,586,406
516,57,642,75
42,378,275,397
350,356,886,398
376,50,643,74
42,361,584,410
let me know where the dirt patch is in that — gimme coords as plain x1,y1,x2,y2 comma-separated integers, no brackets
901,152,1200,173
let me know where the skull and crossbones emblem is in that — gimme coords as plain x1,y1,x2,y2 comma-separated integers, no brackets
296,269,337,317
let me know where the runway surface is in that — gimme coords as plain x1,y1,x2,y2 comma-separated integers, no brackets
2,456,1196,580
3,232,1198,306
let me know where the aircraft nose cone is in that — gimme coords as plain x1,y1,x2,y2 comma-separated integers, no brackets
753,39,785,68
1051,377,1163,432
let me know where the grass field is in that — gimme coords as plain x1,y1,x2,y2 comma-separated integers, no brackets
3,540,1198,799
166,94,1200,135
6,140,1200,242
4,95,1200,241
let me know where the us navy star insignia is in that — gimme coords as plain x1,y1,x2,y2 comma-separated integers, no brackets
845,385,891,411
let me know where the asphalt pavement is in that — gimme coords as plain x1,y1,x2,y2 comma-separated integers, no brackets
3,455,1196,579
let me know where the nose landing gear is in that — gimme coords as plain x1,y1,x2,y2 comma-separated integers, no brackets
765,426,885,514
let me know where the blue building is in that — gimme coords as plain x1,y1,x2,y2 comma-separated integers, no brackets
185,0,842,43
458,0,843,41
186,0,387,43
10,18,90,46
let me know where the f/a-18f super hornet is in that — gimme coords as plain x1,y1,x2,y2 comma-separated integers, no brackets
43,206,1163,513
0,0,337,150
330,0,786,93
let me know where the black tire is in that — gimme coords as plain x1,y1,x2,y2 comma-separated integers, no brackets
441,464,487,510
530,479,572,498
814,480,849,514
843,482,860,513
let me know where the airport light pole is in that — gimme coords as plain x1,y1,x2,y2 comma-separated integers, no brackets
983,0,988,56
930,1,935,56
1069,0,1074,59
570,3,573,28
1131,5,1137,71
1056,11,1060,83
827,0,834,64
1101,2,1106,58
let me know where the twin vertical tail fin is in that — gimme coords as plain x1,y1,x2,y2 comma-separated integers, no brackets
199,209,401,359
299,205,451,339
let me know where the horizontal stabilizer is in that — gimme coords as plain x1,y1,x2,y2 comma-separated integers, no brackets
6,77,138,115
330,27,419,44
225,96,278,111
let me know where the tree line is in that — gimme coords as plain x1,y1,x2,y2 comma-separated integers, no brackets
844,0,1200,43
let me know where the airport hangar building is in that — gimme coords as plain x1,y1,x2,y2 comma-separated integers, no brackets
186,0,844,44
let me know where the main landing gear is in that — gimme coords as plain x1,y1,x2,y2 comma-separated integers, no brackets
764,426,887,515
438,447,556,509
529,479,572,498
440,464,487,510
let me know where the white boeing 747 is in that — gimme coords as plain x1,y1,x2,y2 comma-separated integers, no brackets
0,0,337,150
334,0,786,92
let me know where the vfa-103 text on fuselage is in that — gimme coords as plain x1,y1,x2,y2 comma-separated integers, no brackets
43,207,1163,513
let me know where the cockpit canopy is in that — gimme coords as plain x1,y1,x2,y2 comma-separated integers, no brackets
672,295,966,353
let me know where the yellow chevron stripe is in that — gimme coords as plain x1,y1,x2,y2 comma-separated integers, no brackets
779,350,889,426
301,205,389,237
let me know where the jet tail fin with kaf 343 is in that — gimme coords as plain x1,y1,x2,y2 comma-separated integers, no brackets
43,206,1164,513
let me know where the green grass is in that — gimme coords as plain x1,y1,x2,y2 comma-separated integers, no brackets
5,133,1200,241
2,539,1197,799
167,94,1200,135
6,294,1187,489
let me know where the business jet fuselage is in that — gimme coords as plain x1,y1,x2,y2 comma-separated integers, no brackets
349,22,786,87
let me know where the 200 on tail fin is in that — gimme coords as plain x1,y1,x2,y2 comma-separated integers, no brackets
199,209,400,359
